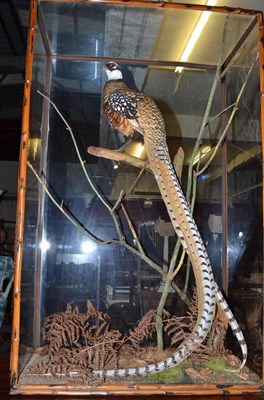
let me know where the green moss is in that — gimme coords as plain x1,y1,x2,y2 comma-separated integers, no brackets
145,356,234,384
200,355,228,372
146,363,189,384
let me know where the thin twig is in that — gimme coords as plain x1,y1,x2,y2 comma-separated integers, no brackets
172,248,186,279
27,161,111,245
206,102,236,126
121,203,146,256
79,339,125,353
228,182,262,200
37,90,124,241
124,162,147,199
112,190,124,212
196,53,258,176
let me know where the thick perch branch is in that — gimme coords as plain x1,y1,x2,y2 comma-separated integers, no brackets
173,146,184,183
88,145,185,181
88,146,151,171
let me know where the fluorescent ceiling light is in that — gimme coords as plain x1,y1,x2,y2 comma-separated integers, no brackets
175,0,217,73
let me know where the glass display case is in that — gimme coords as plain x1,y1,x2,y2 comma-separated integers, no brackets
10,0,264,395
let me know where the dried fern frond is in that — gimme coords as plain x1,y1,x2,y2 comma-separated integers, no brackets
164,315,190,346
41,300,122,373
127,309,173,348
127,310,157,348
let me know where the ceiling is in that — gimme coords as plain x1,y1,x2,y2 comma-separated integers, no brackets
0,0,263,161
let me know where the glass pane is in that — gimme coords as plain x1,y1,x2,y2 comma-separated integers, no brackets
227,51,262,377
39,1,256,67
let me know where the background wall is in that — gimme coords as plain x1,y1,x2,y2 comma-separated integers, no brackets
0,161,18,253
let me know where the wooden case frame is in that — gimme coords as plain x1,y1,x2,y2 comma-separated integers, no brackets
10,0,264,395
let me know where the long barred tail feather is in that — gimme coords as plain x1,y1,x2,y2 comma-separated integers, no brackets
215,289,247,369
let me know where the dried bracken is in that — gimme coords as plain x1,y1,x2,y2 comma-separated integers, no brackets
25,293,230,383
28,301,122,382
126,309,170,349
163,315,190,347
126,306,196,350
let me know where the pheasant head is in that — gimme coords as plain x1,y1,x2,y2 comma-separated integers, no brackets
104,61,123,81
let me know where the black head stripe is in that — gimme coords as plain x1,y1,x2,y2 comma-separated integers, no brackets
106,61,121,71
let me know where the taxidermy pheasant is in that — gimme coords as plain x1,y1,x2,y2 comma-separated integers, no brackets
93,61,247,377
